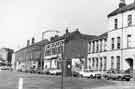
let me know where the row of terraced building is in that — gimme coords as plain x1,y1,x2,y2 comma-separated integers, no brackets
15,1,135,74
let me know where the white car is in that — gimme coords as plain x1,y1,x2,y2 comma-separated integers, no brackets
79,70,93,78
49,69,61,75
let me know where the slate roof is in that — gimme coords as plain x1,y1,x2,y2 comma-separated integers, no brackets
15,30,96,53
45,30,97,45
108,3,135,17
89,32,108,41
15,39,48,53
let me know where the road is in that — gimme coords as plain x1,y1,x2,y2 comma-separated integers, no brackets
0,71,123,89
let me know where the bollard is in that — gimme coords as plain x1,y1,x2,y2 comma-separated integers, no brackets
18,77,23,89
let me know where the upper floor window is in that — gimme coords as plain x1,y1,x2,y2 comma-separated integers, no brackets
104,39,107,51
96,41,99,52
117,37,120,49
114,19,118,29
92,41,95,53
100,40,102,52
127,34,132,48
88,42,91,53
128,15,132,26
111,38,115,50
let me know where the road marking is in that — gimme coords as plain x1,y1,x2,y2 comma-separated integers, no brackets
18,77,23,89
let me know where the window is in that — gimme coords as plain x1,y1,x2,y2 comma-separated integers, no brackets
52,48,56,55
127,34,132,48
104,57,107,71
100,57,102,71
104,39,107,51
60,46,64,53
100,40,102,52
117,37,120,49
45,49,51,56
88,42,91,53
92,58,94,67
96,41,99,52
128,15,132,26
114,19,118,29
92,41,95,53
111,56,114,69
111,38,115,50
117,56,120,72
89,58,91,69
96,58,98,70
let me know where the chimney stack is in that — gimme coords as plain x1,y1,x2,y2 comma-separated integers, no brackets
66,28,69,34
119,0,126,8
27,40,30,47
31,37,35,44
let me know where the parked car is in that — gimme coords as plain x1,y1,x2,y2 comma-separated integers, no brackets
36,69,44,74
95,71,105,79
115,72,132,81
79,69,93,78
49,69,62,75
72,70,81,77
43,69,50,75
28,68,37,73
89,71,99,79
0,66,12,71
103,70,132,81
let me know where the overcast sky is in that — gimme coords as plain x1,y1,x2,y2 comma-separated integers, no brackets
0,0,133,51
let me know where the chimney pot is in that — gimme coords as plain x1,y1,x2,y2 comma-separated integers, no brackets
32,37,35,44
66,28,69,34
119,0,126,8
27,40,30,46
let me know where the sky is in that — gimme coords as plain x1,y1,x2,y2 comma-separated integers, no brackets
0,0,133,51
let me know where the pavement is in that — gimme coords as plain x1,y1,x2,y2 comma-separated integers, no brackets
93,80,135,89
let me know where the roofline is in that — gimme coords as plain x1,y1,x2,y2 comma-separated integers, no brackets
15,39,48,53
107,3,135,18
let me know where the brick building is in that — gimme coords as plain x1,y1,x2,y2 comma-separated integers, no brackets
43,29,96,73
15,38,48,71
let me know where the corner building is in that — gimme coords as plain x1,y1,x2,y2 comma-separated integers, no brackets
88,2,135,72
43,29,96,72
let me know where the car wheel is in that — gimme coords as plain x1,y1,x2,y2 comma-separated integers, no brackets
106,77,109,80
90,75,93,79
81,75,83,78
126,79,130,81
118,77,122,81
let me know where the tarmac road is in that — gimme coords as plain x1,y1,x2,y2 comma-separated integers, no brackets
0,70,116,89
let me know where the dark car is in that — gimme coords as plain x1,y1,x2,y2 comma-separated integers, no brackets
72,71,80,77
116,73,132,81
36,69,44,74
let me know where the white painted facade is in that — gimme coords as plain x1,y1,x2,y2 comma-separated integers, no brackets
88,2,135,72
43,40,64,70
